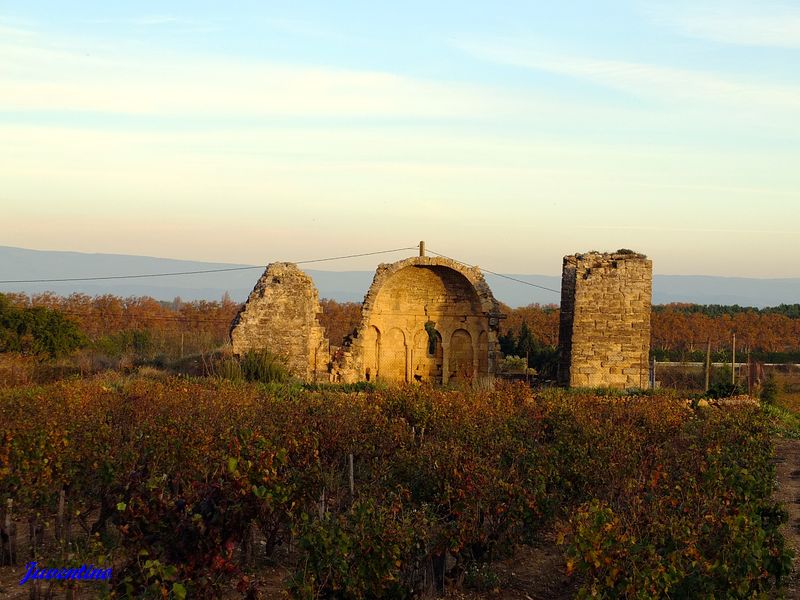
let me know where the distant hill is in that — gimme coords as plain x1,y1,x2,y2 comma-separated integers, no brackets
1,246,798,308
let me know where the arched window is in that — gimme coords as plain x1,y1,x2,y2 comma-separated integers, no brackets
424,320,438,356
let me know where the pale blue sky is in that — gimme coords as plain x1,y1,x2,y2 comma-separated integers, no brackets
1,1,798,276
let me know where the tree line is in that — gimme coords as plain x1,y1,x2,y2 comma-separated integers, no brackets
0,292,240,362
2,292,800,364
652,303,800,319
499,302,800,366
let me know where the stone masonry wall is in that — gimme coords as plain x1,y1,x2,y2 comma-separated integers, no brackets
558,251,652,388
331,256,504,386
230,263,329,381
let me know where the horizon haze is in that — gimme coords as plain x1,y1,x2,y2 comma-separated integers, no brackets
2,245,799,309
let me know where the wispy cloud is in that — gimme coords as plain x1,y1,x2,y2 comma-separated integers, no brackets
574,224,797,235
263,17,348,42
0,15,36,37
0,24,33,37
130,15,192,26
0,28,534,119
455,39,800,110
642,1,800,48
78,14,222,34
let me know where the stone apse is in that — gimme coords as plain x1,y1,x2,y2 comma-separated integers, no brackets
231,248,653,388
333,256,504,385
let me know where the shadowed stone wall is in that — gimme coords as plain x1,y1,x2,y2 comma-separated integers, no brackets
230,263,329,381
558,251,652,388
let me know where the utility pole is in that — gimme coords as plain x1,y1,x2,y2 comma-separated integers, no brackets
419,240,426,257
526,350,530,386
747,351,752,395
731,333,736,386
704,339,711,392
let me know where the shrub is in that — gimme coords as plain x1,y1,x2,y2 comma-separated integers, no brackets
211,350,290,384
0,295,86,358
215,356,244,382
289,498,430,599
761,373,780,405
706,381,743,399
240,350,290,383
93,329,153,360
499,355,532,374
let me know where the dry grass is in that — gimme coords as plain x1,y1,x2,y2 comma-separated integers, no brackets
774,369,800,413
0,353,37,387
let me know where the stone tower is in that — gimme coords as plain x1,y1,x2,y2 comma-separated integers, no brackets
558,250,652,388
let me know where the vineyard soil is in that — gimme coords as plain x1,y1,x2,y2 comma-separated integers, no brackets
0,540,574,599
772,439,800,598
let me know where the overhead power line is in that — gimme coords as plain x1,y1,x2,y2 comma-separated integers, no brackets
0,247,417,284
426,248,561,295
0,265,261,284
0,244,558,295
55,311,234,324
295,247,417,265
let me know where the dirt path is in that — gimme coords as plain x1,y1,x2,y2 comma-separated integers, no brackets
443,537,575,600
773,439,800,598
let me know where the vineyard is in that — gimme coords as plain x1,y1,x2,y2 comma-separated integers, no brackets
0,375,793,598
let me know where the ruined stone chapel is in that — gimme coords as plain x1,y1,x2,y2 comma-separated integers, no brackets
230,245,653,388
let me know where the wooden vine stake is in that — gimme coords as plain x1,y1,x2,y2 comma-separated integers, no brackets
28,517,38,560
348,454,355,500
243,521,256,567
56,488,66,541
3,498,17,565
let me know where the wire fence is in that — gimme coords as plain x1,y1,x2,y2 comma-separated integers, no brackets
652,360,800,394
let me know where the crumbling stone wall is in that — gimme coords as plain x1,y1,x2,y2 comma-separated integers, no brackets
332,256,504,385
230,257,503,385
230,262,329,381
558,251,652,388
231,250,654,388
